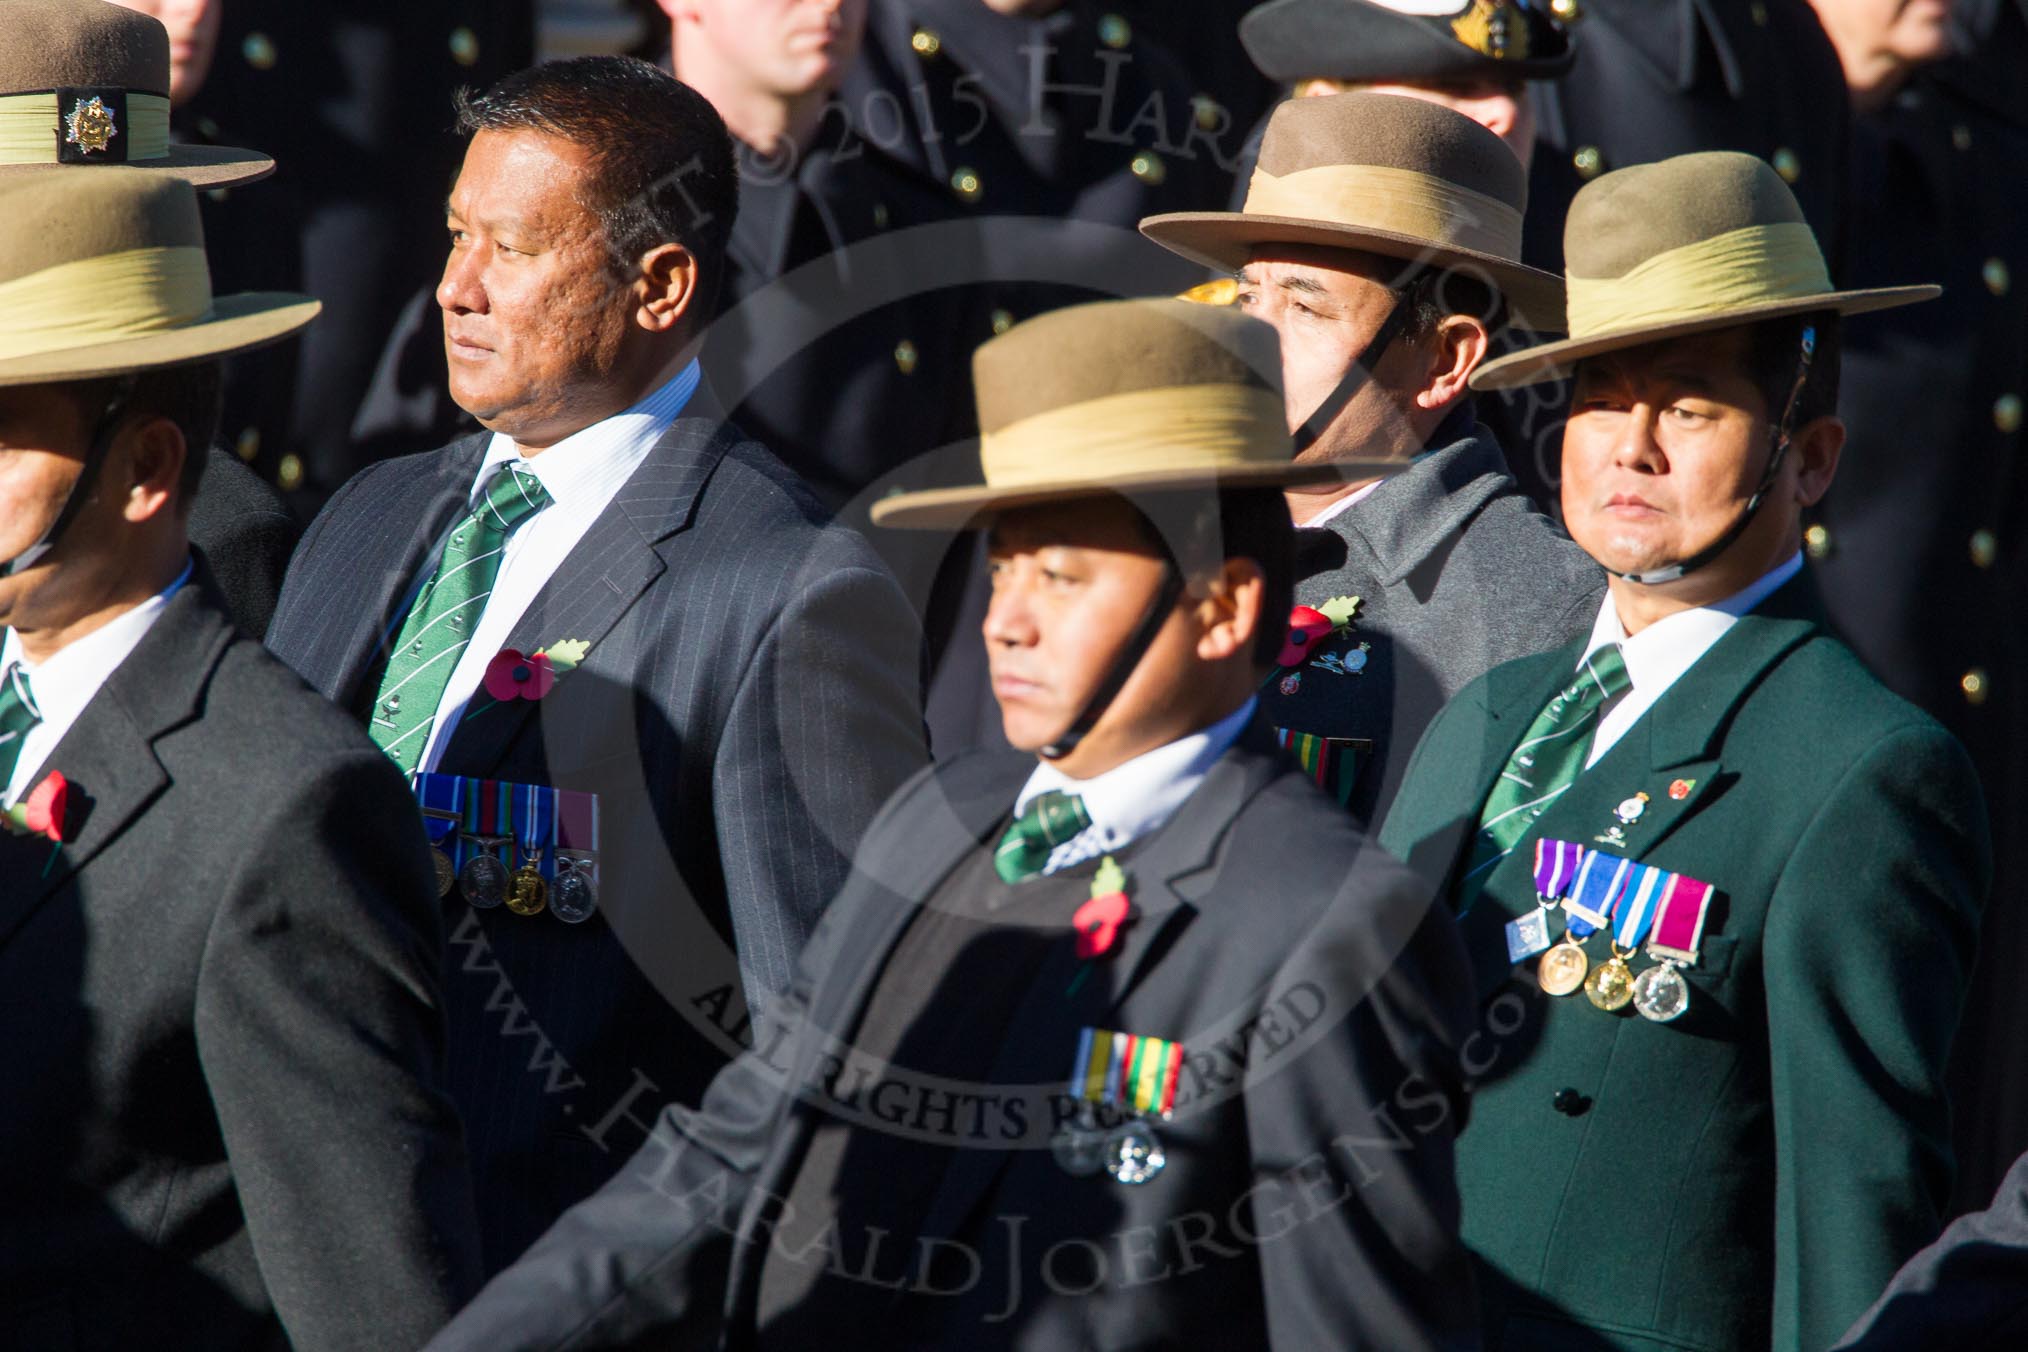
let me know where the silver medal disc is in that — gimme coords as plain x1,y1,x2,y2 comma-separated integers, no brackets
459,851,509,910
551,865,598,924
1104,1121,1166,1185
1632,961,1691,1023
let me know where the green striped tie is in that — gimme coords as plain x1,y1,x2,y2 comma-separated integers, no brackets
994,790,1092,883
0,664,41,793
1455,644,1630,909
368,465,551,773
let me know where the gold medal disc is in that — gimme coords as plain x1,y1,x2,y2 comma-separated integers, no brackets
431,847,456,898
1585,955,1635,1011
506,864,549,916
1538,939,1589,996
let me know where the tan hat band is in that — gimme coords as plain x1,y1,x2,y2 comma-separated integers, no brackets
0,246,212,361
980,384,1290,488
1241,162,1523,260
1566,223,1833,338
0,90,171,165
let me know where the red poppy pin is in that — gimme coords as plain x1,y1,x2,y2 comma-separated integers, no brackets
475,638,589,710
4,770,70,844
1065,857,1134,999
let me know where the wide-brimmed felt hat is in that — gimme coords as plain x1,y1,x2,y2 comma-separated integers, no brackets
0,0,272,188
1140,92,1566,332
871,298,1395,530
0,167,318,386
1472,151,1939,390
1241,0,1574,85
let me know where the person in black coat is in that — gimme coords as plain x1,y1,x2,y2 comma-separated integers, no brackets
264,58,929,1275
424,297,1480,1352
1800,0,2028,1215
0,168,479,1351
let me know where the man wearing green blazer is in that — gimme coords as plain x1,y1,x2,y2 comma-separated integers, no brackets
1379,151,1992,1352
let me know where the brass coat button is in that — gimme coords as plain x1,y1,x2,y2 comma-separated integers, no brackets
1963,668,1990,706
1983,257,2011,296
1550,0,1581,20
277,453,304,491
911,27,941,58
950,166,983,203
1573,146,1603,179
1130,151,1166,185
894,340,920,375
1772,147,1801,183
1971,529,1998,569
1804,523,1832,559
990,308,1015,336
243,32,278,71
1097,14,1132,49
1552,1088,1591,1117
235,427,261,462
1953,124,1973,151
450,26,480,68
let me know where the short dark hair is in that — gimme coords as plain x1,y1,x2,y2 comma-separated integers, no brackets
1131,487,1297,667
454,57,740,313
1401,265,1508,343
62,360,223,509
1742,310,1842,431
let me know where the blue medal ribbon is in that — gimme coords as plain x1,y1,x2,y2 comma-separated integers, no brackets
1563,850,1632,937
517,782,555,877
1613,862,1669,950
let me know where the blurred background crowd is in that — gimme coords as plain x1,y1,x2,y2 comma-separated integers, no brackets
114,0,2026,1216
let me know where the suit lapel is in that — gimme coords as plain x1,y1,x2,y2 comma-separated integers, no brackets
330,437,484,709
0,583,230,950
905,732,1282,1255
437,417,735,777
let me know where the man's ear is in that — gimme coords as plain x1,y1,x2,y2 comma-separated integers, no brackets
1193,557,1267,663
635,242,702,335
1415,313,1489,414
115,415,186,524
1789,414,1845,509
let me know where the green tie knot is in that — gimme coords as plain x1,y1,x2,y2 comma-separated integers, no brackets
0,663,43,793
994,790,1092,884
477,465,551,536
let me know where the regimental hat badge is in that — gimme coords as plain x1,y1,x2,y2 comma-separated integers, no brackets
1451,0,1531,61
63,95,118,156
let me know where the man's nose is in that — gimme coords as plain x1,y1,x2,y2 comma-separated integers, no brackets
437,244,486,316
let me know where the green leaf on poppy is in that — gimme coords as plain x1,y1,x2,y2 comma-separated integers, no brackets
536,638,591,674
1091,855,1127,900
1318,595,1361,629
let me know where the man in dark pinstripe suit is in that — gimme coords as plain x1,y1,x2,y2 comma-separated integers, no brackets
266,57,929,1274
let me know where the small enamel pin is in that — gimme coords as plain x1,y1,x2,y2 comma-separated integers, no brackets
1669,778,1696,800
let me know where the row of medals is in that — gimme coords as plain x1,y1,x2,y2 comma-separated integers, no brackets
1537,925,1692,1023
431,834,599,924
1052,1107,1167,1185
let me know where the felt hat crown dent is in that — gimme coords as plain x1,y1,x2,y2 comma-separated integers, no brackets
1472,151,1940,389
1140,91,1566,332
0,167,318,386
0,0,273,187
871,298,1392,530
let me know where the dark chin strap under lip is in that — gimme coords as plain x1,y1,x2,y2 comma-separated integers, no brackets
4,376,136,575
1039,562,1185,762
1614,324,1818,587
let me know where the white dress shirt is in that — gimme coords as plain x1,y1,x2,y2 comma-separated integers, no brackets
1296,477,1384,530
1012,695,1257,875
1578,551,1804,768
0,558,191,805
417,360,700,772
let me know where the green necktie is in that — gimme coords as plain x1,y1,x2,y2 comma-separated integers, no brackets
0,664,41,793
369,465,551,773
1455,644,1631,908
994,790,1092,883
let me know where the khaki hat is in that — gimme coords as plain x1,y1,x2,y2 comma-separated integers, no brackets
1140,91,1565,332
871,298,1393,530
0,167,318,386
0,0,273,188
1473,151,1939,390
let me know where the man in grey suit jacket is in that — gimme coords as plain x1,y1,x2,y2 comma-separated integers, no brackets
265,58,928,1272
426,297,1478,1352
1143,92,1602,825
0,170,478,1349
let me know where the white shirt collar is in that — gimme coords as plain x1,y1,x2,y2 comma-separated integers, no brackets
472,358,701,508
1014,696,1257,859
1297,478,1385,531
1,557,191,803
1581,550,1803,682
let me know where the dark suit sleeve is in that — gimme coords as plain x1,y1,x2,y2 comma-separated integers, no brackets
711,560,927,1011
194,749,482,1350
1834,1147,2028,1349
1764,724,1991,1350
264,460,377,657
1243,854,1483,1351
188,446,303,637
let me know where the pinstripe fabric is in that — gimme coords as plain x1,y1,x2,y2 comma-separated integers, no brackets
266,410,930,1271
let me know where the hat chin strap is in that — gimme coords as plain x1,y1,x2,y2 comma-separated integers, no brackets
1614,324,1816,587
1290,282,1422,456
5,377,135,576
1040,563,1185,762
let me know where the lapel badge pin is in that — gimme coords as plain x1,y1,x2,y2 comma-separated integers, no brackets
1615,792,1650,825
1669,778,1696,800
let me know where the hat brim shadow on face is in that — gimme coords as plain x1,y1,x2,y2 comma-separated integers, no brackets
870,456,1398,531
1468,284,1942,391
0,292,320,388
1140,211,1568,336
1,144,275,190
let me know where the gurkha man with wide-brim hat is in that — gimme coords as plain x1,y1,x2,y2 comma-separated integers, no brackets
0,0,272,187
